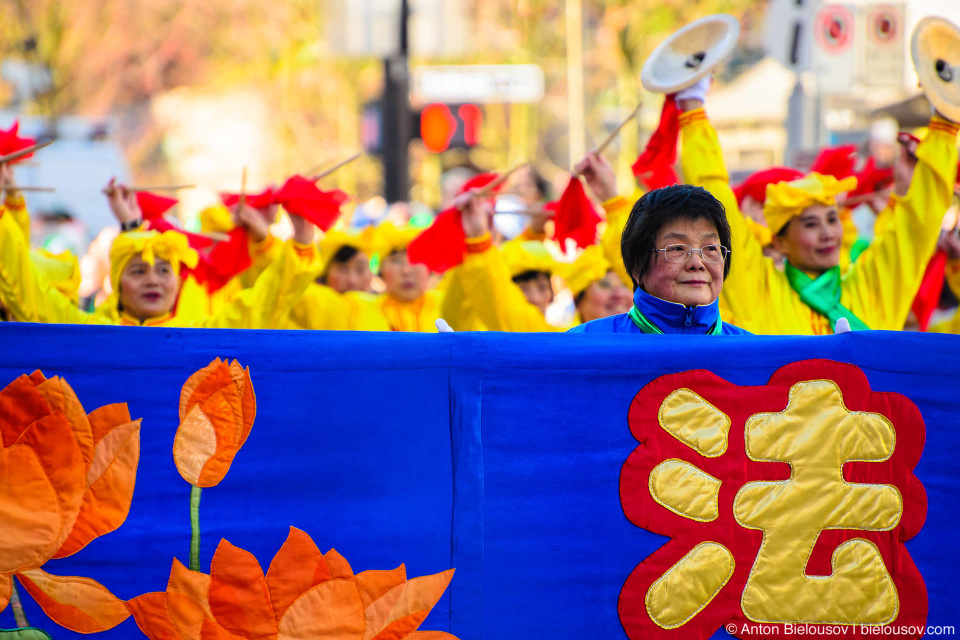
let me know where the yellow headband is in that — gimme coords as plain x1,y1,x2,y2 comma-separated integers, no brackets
561,245,610,298
31,249,81,304
763,172,858,234
372,222,420,258
501,240,557,279
109,230,199,295
319,227,376,274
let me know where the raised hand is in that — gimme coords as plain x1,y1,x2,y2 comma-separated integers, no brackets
454,189,491,239
575,151,618,202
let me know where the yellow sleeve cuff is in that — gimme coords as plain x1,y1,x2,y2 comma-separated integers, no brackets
292,241,315,258
250,234,277,255
4,194,26,210
465,233,493,254
928,115,960,138
602,196,629,215
678,107,708,128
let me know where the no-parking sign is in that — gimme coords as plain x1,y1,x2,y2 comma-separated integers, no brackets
811,4,857,93
863,3,905,86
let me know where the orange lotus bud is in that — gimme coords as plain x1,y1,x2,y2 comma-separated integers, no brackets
173,358,256,488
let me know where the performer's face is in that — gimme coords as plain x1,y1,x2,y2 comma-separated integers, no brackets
326,251,371,294
516,273,554,315
381,250,428,302
773,205,843,274
641,218,724,307
119,254,179,320
577,271,632,322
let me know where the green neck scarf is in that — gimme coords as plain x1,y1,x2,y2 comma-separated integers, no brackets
783,261,870,332
627,305,723,335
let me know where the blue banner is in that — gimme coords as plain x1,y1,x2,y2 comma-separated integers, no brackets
1,324,958,640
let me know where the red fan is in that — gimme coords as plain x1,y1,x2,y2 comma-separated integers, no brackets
407,207,466,274
274,175,349,232
136,192,179,221
0,121,37,161
220,187,276,209
553,177,602,249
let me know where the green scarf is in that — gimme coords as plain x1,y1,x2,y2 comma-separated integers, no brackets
628,305,723,335
783,261,870,332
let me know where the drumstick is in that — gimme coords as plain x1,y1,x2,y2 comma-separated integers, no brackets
838,188,893,209
494,208,555,217
239,167,247,210
2,185,55,192
127,184,196,193
312,152,362,182
0,139,55,164
475,162,529,198
594,103,642,155
201,231,232,242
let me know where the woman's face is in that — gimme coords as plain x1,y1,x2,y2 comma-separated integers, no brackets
380,250,428,302
577,271,632,322
119,254,179,320
516,273,554,315
772,204,843,274
639,218,725,307
326,251,371,294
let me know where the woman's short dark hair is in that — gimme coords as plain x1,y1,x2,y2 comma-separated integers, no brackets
511,269,550,285
319,244,361,282
620,184,732,290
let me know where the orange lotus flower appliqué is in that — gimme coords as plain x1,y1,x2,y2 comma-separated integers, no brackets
126,527,458,640
0,370,141,633
174,358,256,488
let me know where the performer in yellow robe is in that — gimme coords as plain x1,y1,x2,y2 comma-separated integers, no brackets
678,88,958,335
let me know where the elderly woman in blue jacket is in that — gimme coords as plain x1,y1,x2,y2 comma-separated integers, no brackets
570,184,749,335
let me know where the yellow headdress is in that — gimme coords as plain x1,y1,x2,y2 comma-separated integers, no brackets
109,230,199,296
561,245,611,298
372,223,421,258
763,172,858,234
31,249,81,304
501,240,558,279
199,204,234,235
319,227,377,274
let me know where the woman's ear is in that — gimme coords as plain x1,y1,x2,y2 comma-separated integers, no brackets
770,233,788,255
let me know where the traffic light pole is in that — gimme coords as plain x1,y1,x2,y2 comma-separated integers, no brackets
382,0,411,204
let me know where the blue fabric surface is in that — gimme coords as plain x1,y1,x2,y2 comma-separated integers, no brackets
0,324,958,640
570,288,749,334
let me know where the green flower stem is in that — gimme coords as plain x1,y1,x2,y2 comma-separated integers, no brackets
10,580,28,628
189,485,202,571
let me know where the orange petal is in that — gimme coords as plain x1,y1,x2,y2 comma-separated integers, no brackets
36,377,95,467
371,610,429,640
324,549,355,580
195,387,247,488
167,591,210,640
200,618,249,640
277,578,364,640
174,405,218,486
0,446,61,574
237,367,256,447
127,592,184,640
0,575,11,611
404,633,459,639
17,568,130,633
266,527,331,622
179,359,228,422
87,403,133,445
54,419,141,559
368,570,454,640
356,565,406,611
208,539,278,638
168,558,214,619
0,374,52,448
27,370,47,385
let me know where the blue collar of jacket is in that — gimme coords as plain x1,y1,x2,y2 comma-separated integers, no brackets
633,288,721,334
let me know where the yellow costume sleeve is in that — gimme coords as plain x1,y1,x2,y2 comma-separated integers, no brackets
343,291,392,330
944,258,960,299
457,234,559,332
237,234,283,289
439,266,488,331
0,208,105,325
600,196,632,289
193,240,320,329
679,108,796,333
842,116,959,330
282,283,350,330
5,193,30,242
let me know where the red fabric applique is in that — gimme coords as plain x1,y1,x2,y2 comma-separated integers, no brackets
136,192,179,221
220,187,276,209
732,167,804,206
632,98,680,191
274,176,349,232
912,249,947,332
553,177,601,249
0,120,36,160
407,207,466,274
619,360,927,640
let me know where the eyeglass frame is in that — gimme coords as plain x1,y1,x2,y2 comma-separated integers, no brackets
651,243,731,264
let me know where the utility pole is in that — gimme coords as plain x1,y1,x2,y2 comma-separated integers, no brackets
565,0,585,168
382,0,412,203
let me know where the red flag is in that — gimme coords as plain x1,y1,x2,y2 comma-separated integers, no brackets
407,207,466,274
553,177,602,249
220,187,276,209
810,145,858,179
0,121,36,160
136,192,179,221
632,98,680,191
274,175,349,232
912,249,947,332
732,167,804,207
